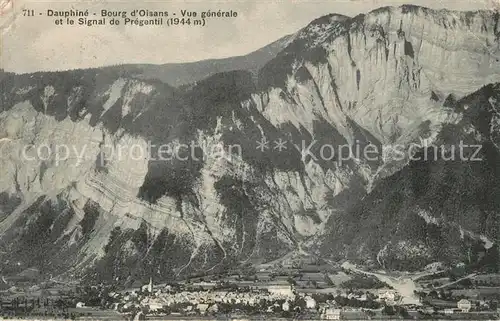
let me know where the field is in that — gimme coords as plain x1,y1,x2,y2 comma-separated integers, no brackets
67,308,124,320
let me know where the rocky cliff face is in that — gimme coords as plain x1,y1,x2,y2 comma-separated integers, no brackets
0,5,499,284
319,83,500,271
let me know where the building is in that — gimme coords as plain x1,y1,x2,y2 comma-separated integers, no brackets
267,284,294,297
133,311,145,321
141,277,153,293
196,303,209,315
457,299,472,312
208,303,219,314
318,303,330,313
305,296,316,309
378,289,398,304
192,281,216,290
147,302,163,312
443,308,454,314
322,308,341,320
282,301,290,312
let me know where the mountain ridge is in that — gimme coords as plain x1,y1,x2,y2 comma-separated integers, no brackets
0,5,499,285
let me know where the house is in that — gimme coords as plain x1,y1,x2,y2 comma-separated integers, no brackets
378,289,398,304
147,302,163,312
358,293,368,301
305,296,316,309
443,308,454,314
282,301,290,312
208,303,219,314
196,303,209,315
318,303,330,313
457,299,472,312
133,311,145,321
322,308,341,320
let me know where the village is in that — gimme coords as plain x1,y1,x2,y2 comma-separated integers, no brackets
1,257,500,320
91,274,500,320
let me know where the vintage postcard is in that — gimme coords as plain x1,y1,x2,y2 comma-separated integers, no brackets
0,0,499,319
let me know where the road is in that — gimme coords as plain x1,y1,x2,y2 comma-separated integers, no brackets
434,273,477,290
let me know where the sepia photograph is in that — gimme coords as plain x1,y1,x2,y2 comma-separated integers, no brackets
0,0,500,319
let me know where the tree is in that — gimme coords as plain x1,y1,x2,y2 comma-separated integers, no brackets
366,310,376,318
141,305,150,315
382,305,395,315
240,262,256,276
396,306,409,318
459,278,473,288
294,298,306,311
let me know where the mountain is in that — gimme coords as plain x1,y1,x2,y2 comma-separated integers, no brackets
319,83,500,272
107,34,295,87
0,5,499,285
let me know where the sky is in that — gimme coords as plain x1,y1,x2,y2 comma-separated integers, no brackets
0,0,496,73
